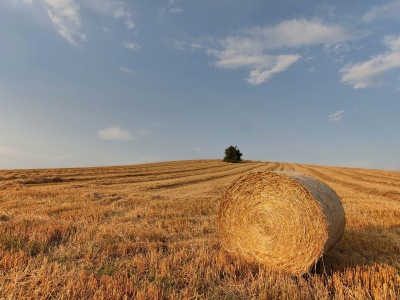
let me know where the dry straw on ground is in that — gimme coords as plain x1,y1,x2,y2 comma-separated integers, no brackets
218,171,346,275
1,161,400,299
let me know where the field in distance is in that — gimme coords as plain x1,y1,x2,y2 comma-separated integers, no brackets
0,159,399,299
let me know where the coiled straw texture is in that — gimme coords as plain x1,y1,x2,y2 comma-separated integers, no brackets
217,171,345,275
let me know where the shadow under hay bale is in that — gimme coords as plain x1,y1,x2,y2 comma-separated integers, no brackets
218,171,345,276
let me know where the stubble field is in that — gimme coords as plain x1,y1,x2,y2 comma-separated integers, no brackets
0,159,399,299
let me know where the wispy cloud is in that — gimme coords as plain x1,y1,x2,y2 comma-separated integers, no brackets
98,126,135,141
113,2,135,30
21,0,136,44
119,66,133,73
329,110,345,121
309,67,315,72
113,5,129,17
207,19,359,85
361,0,400,23
196,148,202,152
341,35,400,88
125,20,135,29
24,0,87,44
190,43,201,49
169,7,182,13
80,0,135,30
123,41,141,51
159,0,182,17
170,39,187,50
167,39,202,51
248,55,302,85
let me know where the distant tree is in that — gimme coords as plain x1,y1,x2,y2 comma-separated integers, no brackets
223,146,243,163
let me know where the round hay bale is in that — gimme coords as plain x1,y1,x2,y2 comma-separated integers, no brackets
217,171,345,275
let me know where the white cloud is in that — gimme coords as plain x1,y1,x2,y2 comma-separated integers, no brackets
103,27,110,32
245,19,357,50
170,39,188,50
136,130,148,136
125,20,135,29
114,5,135,30
332,42,350,53
159,0,182,17
22,0,136,41
80,0,117,14
246,55,301,85
113,5,129,18
119,66,133,73
196,148,201,152
329,110,345,121
123,41,141,51
169,7,182,13
80,0,135,30
190,43,202,49
362,0,400,23
309,67,315,72
207,19,358,85
334,55,346,63
341,35,400,88
167,40,202,51
24,0,86,44
98,126,135,141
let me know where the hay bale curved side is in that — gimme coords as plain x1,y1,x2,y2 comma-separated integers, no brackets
217,171,345,275
285,172,346,254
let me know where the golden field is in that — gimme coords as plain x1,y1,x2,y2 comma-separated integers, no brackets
0,159,399,299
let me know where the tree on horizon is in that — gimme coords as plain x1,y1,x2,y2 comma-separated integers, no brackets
223,146,243,163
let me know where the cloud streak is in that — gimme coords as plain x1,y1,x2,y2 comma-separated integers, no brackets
329,110,345,121
207,19,358,85
113,2,135,29
21,0,137,44
119,66,133,73
167,39,202,51
41,0,86,44
361,0,400,23
341,35,400,88
159,0,182,17
98,126,136,141
123,41,141,51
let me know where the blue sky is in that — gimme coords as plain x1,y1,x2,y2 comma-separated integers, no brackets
1,0,400,170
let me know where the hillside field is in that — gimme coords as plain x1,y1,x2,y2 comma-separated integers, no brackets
0,160,399,299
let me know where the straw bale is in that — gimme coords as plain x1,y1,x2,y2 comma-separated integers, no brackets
217,171,345,275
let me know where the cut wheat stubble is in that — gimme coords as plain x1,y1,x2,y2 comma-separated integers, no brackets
218,171,346,275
